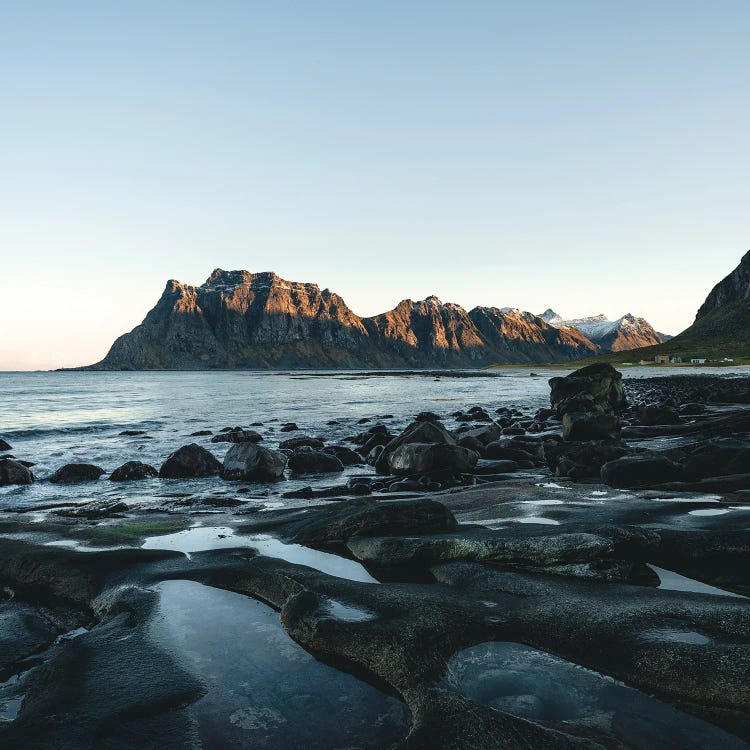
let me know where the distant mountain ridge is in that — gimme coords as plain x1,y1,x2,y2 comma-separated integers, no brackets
539,309,668,351
85,269,608,370
572,249,750,364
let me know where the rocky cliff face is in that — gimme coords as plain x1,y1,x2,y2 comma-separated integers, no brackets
540,310,665,352
696,250,750,319
89,269,605,370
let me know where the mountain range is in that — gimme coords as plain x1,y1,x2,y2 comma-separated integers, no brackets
84,269,669,370
538,310,669,352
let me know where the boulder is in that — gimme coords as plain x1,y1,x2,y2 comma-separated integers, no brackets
280,422,299,432
375,420,457,474
457,435,486,456
158,444,222,478
288,447,344,474
0,458,34,486
210,429,263,444
360,432,392,454
279,435,325,450
109,461,158,481
600,454,686,489
386,443,479,476
561,412,620,441
550,364,626,419
50,463,106,484
460,423,503,445
323,445,363,466
222,442,287,480
0,439,13,451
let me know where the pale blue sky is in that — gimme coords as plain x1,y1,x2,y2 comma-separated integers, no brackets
1,1,748,369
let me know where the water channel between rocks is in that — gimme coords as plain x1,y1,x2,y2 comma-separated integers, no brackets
149,580,410,749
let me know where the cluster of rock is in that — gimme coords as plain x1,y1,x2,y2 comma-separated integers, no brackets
5,368,750,497
543,369,750,491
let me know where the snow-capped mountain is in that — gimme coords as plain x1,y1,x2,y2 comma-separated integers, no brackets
539,309,668,352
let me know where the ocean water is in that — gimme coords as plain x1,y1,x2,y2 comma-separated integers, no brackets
0,367,744,511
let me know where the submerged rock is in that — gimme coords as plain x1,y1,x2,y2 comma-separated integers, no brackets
211,429,263,444
0,458,34,486
222,442,287,480
158,443,222,478
50,463,106,483
109,461,158,481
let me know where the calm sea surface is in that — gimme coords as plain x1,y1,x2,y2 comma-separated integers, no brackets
0,367,745,510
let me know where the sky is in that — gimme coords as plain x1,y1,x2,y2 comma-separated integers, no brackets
1,1,749,369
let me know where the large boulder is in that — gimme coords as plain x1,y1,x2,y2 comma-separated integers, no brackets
50,463,106,484
550,364,625,415
0,438,12,452
210,429,263,444
109,461,158,481
600,454,686,489
375,420,457,474
386,443,479,476
222,442,287,480
0,458,34,486
549,364,626,442
288,447,344,474
158,444,222,478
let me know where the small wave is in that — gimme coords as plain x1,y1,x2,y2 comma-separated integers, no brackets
4,421,164,439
